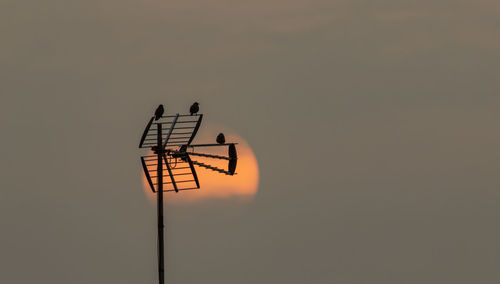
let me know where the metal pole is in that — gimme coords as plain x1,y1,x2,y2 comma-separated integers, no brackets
157,124,165,284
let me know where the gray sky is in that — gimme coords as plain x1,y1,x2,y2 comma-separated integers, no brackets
1,1,500,283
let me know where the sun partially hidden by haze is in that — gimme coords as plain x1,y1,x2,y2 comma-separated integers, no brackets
141,122,259,203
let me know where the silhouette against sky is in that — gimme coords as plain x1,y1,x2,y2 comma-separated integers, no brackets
1,1,500,283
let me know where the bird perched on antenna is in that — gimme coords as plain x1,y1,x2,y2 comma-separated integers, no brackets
190,102,199,115
154,104,164,120
216,133,225,144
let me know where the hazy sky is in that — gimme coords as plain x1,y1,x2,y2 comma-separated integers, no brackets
1,1,500,283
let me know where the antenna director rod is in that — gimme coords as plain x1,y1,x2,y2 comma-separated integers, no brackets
187,143,238,147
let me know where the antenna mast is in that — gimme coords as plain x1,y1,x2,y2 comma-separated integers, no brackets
138,104,239,284
156,124,165,284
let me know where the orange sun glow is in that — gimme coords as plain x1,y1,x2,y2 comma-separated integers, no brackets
141,123,259,203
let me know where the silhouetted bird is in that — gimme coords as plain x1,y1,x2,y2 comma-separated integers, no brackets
154,104,164,120
190,102,199,115
216,133,225,144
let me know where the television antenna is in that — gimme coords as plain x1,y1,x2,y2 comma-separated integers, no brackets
138,104,238,284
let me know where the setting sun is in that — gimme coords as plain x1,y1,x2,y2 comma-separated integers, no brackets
142,123,259,203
